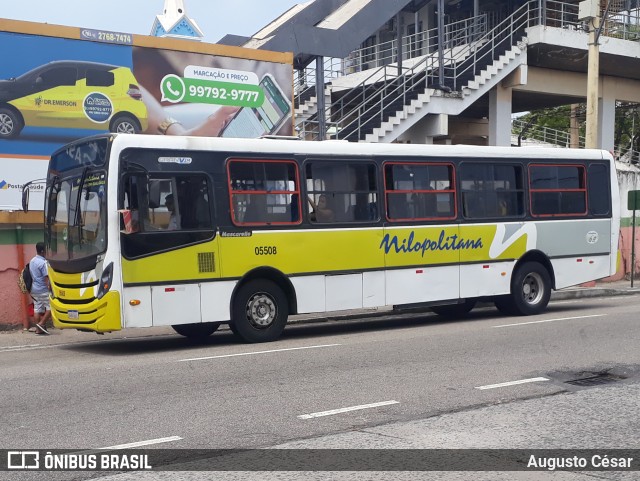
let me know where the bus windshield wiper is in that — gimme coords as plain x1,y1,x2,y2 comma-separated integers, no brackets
73,167,91,247
45,175,60,228
74,168,89,227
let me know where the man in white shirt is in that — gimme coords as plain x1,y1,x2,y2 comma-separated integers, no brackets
29,242,51,335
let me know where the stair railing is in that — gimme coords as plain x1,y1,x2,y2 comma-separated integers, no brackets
298,13,490,140
322,2,535,141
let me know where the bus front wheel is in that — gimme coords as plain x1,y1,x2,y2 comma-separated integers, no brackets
497,262,551,316
231,279,289,343
172,322,220,339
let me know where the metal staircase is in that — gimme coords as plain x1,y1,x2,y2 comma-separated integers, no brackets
298,3,536,142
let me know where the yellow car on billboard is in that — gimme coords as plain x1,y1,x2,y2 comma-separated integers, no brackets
0,60,148,139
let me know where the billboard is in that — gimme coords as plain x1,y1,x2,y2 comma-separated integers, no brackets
0,19,294,211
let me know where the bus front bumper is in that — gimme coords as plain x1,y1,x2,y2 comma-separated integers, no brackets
51,291,122,333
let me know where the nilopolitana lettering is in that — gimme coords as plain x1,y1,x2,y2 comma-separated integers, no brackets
380,230,483,257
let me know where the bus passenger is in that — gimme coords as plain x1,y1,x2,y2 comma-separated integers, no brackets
308,194,335,223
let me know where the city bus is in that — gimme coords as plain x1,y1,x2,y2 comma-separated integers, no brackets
26,134,620,343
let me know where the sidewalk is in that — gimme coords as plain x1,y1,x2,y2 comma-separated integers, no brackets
1,279,638,348
551,278,640,300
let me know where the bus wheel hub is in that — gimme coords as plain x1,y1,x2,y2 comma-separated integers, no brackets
247,294,276,328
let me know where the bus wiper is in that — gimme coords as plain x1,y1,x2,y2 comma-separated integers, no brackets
73,168,90,246
74,168,89,226
45,175,60,227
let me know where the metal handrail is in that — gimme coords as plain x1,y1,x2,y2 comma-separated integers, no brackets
298,13,493,140
294,15,488,119
511,118,640,163
300,3,534,141
511,118,582,148
345,15,488,74
297,0,640,142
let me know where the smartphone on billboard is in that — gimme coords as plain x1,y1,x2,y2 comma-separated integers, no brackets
221,74,292,138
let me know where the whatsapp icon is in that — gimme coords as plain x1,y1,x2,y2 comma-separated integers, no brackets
160,74,186,103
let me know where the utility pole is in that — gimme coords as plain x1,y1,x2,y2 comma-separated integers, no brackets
570,104,580,148
585,10,601,148
582,0,611,148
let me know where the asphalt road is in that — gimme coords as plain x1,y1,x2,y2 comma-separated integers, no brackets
2,294,640,480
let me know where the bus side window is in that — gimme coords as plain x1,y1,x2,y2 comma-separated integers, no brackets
306,161,377,224
461,163,524,219
229,159,300,226
588,163,610,215
530,164,586,217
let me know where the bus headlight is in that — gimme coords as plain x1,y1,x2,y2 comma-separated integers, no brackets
96,262,114,300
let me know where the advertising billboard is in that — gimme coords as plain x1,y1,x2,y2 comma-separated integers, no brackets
0,19,294,211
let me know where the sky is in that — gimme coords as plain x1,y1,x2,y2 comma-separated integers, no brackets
1,0,302,44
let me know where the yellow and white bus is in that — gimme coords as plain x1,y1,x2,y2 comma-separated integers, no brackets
30,134,620,342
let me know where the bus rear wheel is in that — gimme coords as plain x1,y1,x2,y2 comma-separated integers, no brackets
431,300,476,318
498,262,551,316
172,322,220,339
231,279,288,343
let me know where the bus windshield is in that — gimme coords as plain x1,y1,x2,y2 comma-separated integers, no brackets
46,138,109,262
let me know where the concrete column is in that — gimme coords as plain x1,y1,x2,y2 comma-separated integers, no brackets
570,104,580,148
488,84,512,146
597,78,615,151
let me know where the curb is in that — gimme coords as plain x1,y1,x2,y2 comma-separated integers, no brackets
551,287,640,301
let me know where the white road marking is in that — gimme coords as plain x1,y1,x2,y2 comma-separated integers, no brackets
298,400,400,420
0,344,41,351
492,314,606,328
99,436,183,450
178,344,342,362
475,377,550,390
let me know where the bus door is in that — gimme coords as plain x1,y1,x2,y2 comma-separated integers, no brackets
382,162,460,305
119,173,220,328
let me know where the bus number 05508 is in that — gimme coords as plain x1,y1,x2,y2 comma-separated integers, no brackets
255,246,277,256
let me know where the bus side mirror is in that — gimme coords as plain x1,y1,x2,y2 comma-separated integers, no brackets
21,179,47,213
22,184,30,213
